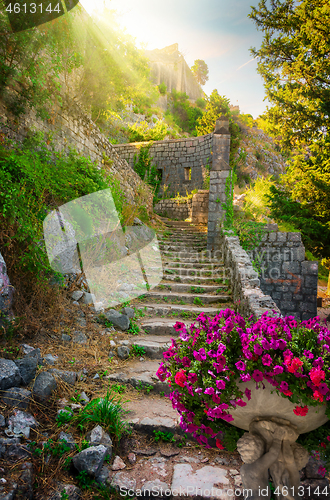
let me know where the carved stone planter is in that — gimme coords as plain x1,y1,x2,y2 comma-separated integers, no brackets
231,379,328,434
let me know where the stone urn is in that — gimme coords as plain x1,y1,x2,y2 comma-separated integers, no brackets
231,379,328,434
231,380,328,499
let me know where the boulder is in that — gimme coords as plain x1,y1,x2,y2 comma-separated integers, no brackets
32,372,57,401
15,355,38,386
1,387,31,410
0,251,14,329
7,410,38,439
0,359,21,390
121,307,135,319
86,425,112,456
49,369,77,385
72,445,107,477
104,310,130,331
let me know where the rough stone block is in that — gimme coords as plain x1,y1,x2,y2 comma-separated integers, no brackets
302,261,318,275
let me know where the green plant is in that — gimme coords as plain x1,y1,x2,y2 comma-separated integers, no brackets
72,389,130,442
131,345,146,357
61,490,69,500
76,470,97,490
153,430,175,443
111,384,126,394
56,410,73,427
128,320,140,335
158,82,167,95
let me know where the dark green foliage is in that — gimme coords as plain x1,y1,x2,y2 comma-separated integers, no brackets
158,82,167,95
0,131,123,282
266,185,330,259
191,60,209,86
133,146,161,200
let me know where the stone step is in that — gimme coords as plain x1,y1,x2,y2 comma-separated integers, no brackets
140,318,195,336
107,359,168,394
159,234,207,241
123,394,180,434
160,242,206,250
134,302,225,318
163,261,224,270
164,267,224,278
118,335,172,359
161,252,221,263
156,283,228,293
164,274,229,285
145,290,230,305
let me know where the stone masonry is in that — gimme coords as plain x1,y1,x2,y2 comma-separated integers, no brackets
191,190,209,224
254,230,318,321
207,117,231,251
113,134,213,197
0,251,14,329
153,198,192,221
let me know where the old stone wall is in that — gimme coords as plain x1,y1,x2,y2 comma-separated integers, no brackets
191,190,209,224
153,198,192,221
220,231,280,319
253,230,318,321
0,98,153,208
0,251,14,329
113,134,213,197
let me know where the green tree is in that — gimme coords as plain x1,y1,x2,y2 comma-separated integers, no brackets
196,89,240,167
249,0,330,148
191,59,209,86
250,0,330,290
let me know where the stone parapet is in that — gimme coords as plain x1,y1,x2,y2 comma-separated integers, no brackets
153,198,192,221
113,134,213,197
191,190,209,224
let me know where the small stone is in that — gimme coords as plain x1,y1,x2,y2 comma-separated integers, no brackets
117,346,130,360
119,340,129,346
1,388,31,410
133,448,157,456
109,340,116,347
111,456,126,471
234,475,242,487
0,359,21,390
230,469,239,475
7,410,38,438
93,374,100,380
201,457,209,463
71,291,84,301
72,445,107,477
48,482,82,500
43,354,59,366
108,351,115,358
0,415,5,427
79,392,90,405
61,334,72,342
127,452,136,464
49,369,77,385
32,372,57,401
179,456,200,464
72,332,88,345
121,307,135,319
20,345,35,355
58,432,76,451
86,425,112,456
14,356,37,386
81,292,96,305
96,465,110,485
160,449,180,458
104,310,130,331
111,472,136,492
215,457,228,465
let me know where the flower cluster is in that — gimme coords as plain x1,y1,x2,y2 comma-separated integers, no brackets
156,309,330,449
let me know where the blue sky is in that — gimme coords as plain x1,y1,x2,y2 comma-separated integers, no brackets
80,0,268,118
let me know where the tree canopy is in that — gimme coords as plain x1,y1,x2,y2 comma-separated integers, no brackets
191,59,209,86
250,0,330,263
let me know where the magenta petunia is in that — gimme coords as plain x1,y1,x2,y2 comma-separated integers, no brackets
252,370,263,382
273,365,283,375
235,360,246,371
254,344,263,356
174,322,186,332
279,381,289,392
245,388,252,400
262,354,273,366
216,379,226,390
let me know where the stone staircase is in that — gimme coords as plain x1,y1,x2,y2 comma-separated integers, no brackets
107,218,233,434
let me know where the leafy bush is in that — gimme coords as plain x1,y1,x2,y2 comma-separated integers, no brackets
158,82,167,95
128,121,168,142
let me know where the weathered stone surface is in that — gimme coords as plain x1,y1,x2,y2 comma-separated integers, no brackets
47,482,82,500
111,472,136,492
49,369,77,385
14,356,37,386
71,291,84,301
43,354,59,366
59,432,76,451
111,456,126,471
7,410,38,438
81,292,95,305
104,310,130,331
0,251,14,329
0,359,21,390
86,425,112,456
127,452,136,464
61,334,72,342
230,380,328,433
117,346,130,360
96,465,110,485
171,464,229,499
72,332,88,344
1,387,31,409
305,455,327,479
72,445,107,477
121,307,135,319
142,479,170,497
32,372,57,401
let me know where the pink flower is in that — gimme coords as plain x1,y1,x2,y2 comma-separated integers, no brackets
235,361,246,371
174,322,185,331
188,373,197,383
273,365,283,375
310,367,325,387
254,344,263,356
262,354,273,366
216,379,226,390
252,370,263,382
293,405,308,416
279,381,288,392
245,388,251,400
175,370,187,388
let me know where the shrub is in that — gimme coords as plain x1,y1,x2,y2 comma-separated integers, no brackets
158,82,167,95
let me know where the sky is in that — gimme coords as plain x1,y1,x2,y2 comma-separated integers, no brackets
79,0,269,118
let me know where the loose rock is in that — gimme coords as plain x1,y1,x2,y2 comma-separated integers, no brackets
72,445,107,477
32,372,57,401
104,310,130,331
0,359,21,390
1,388,31,410
117,346,130,360
111,456,126,471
